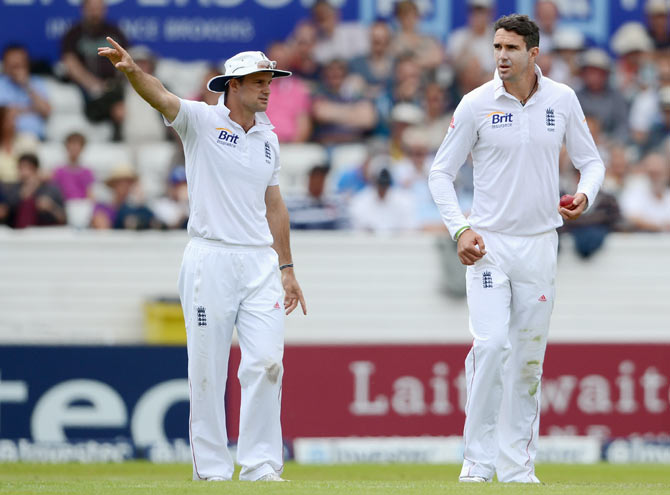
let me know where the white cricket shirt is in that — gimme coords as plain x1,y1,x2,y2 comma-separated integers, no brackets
165,96,280,246
429,65,605,239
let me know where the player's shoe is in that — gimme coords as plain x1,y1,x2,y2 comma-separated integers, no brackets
459,475,488,483
256,472,288,482
206,476,226,481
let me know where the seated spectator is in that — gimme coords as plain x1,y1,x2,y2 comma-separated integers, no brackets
610,22,655,102
287,21,321,83
417,81,452,151
576,49,629,142
349,20,395,98
535,0,561,53
150,166,189,230
120,46,168,144
349,166,416,233
620,152,670,232
391,1,444,71
560,168,622,258
336,141,388,198
388,102,424,160
91,164,157,230
547,27,585,86
50,132,95,201
311,0,368,64
446,0,495,73
629,56,670,154
285,164,347,230
393,127,443,232
265,41,312,143
61,0,128,138
4,153,66,228
391,53,424,105
645,0,670,50
0,105,38,183
0,44,51,140
311,59,377,146
0,184,9,225
191,66,220,106
602,145,632,198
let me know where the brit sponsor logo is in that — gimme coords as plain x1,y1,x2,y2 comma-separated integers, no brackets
487,111,513,128
216,127,239,147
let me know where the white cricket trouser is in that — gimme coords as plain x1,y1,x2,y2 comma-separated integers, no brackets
178,237,285,481
460,229,558,483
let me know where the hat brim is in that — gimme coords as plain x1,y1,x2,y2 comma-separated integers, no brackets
207,69,292,93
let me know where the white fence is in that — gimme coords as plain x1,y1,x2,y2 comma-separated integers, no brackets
0,228,668,344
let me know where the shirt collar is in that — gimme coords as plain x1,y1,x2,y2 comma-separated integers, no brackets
493,64,544,101
216,93,275,133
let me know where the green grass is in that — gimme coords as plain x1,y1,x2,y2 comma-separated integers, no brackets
1,462,669,494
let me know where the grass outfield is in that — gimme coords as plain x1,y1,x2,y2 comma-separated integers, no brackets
1,462,669,494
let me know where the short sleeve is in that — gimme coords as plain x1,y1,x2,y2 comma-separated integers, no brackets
164,98,208,140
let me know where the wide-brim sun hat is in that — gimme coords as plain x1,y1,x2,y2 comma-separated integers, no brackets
207,51,292,93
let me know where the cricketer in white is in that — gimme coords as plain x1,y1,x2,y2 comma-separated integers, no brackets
98,39,306,482
428,15,604,483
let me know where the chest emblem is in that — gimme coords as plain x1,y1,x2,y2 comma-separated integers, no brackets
487,111,513,129
545,108,555,132
264,141,272,164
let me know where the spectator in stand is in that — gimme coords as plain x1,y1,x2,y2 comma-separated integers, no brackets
535,0,560,53
629,55,670,154
192,67,221,106
91,164,157,230
417,81,452,152
264,41,312,143
576,48,629,143
310,0,368,64
0,185,8,225
4,153,66,228
451,56,490,103
120,45,168,144
336,141,388,198
392,53,424,105
446,0,495,73
644,86,670,152
349,166,416,233
602,145,633,199
391,1,444,71
287,21,321,82
61,0,128,139
620,152,670,232
645,0,670,50
0,44,51,141
285,164,347,230
393,127,443,232
559,166,622,258
150,166,189,230
546,27,585,86
388,102,424,161
0,106,38,184
50,132,95,201
349,20,395,98
610,22,655,102
311,58,377,146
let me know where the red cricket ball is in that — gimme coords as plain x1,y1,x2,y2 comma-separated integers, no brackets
560,194,575,208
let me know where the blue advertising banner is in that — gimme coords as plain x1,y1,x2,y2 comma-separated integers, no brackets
0,346,190,461
0,0,646,63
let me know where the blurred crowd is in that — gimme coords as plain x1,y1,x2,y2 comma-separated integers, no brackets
0,0,668,254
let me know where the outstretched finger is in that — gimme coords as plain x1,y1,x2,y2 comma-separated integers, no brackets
298,293,307,315
106,37,128,56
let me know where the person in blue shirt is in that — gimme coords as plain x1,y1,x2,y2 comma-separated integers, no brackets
0,45,51,140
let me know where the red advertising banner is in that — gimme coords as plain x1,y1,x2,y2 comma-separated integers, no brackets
225,344,670,440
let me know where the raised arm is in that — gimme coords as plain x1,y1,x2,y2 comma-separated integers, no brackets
265,185,306,316
97,37,180,122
